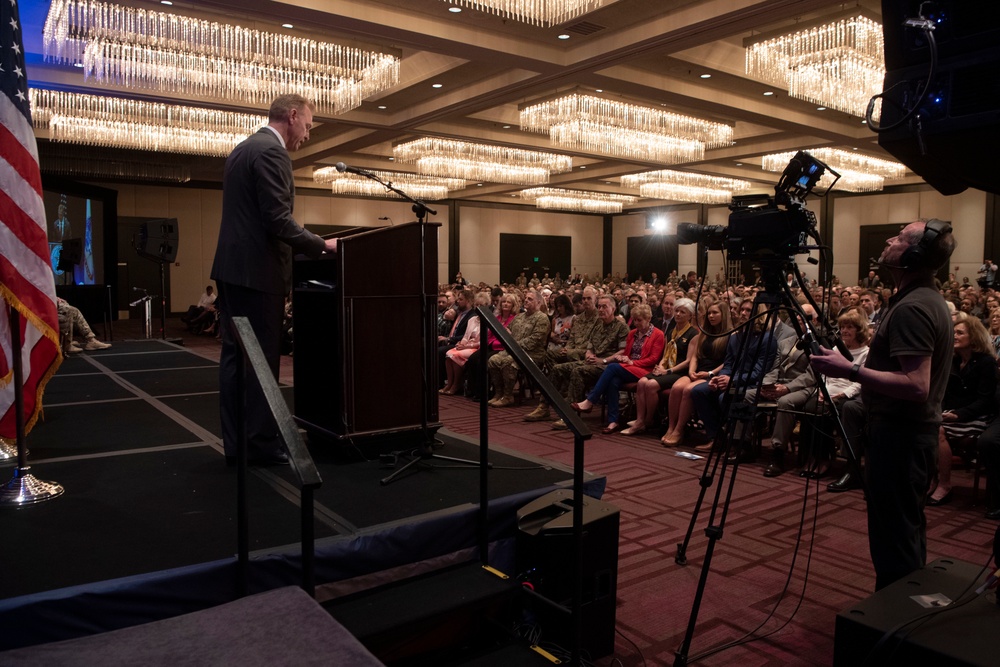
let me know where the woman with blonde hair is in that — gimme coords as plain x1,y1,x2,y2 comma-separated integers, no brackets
661,301,731,446
622,298,697,436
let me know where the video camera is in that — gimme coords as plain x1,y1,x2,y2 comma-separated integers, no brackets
676,151,838,262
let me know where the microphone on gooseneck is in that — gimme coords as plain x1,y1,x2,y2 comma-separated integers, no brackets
335,162,371,176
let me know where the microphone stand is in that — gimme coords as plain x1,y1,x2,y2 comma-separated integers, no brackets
343,169,481,484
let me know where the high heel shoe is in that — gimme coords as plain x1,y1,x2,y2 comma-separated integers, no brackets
661,433,681,447
570,401,593,414
927,489,952,506
620,424,645,436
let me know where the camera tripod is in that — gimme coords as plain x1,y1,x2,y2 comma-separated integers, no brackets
672,262,864,666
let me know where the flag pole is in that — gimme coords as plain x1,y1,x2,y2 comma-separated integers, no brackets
0,306,64,506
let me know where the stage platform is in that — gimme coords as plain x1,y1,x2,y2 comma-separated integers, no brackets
0,340,604,650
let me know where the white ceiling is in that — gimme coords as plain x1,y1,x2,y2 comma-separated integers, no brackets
24,0,912,206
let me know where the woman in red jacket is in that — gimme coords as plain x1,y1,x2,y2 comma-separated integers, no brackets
571,304,665,434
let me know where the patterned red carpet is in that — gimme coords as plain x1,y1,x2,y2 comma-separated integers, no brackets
439,393,997,667
124,320,996,666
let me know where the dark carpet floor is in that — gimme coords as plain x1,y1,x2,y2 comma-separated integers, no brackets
0,339,580,601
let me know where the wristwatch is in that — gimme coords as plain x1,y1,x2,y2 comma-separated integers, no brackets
708,371,716,379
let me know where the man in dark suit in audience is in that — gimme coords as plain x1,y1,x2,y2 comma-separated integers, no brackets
212,94,337,466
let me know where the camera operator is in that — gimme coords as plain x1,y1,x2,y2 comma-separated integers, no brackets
810,219,956,591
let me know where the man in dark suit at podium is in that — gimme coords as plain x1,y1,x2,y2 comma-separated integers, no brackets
211,94,337,465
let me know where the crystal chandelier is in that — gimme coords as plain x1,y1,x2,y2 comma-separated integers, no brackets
441,0,607,27
30,89,265,157
39,144,191,183
314,167,466,200
621,170,752,204
519,187,638,214
43,0,400,116
761,148,906,193
520,93,733,164
745,12,884,117
394,138,572,185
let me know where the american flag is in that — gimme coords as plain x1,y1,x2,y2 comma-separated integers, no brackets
0,0,61,439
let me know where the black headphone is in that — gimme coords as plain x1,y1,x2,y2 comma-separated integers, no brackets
900,218,952,269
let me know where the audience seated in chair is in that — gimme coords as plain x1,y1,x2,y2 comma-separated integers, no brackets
750,303,820,477
182,285,217,334
622,298,697,436
486,290,550,407
441,291,492,395
464,293,517,401
661,301,732,447
928,312,998,506
57,297,111,355
797,308,869,481
541,294,630,430
688,301,776,450
570,303,665,434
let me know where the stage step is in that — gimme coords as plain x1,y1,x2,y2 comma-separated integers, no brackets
323,560,523,665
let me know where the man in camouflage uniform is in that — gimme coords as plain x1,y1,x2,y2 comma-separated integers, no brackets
523,287,600,422
550,295,629,430
487,290,551,407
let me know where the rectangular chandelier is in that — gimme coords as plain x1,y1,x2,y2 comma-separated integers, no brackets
30,89,266,157
761,148,905,193
43,0,400,116
745,12,884,117
520,93,733,164
314,167,466,201
519,187,637,214
441,0,607,27
621,170,751,205
394,138,572,185
40,144,191,183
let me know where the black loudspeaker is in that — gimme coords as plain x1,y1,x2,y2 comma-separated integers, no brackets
516,490,620,659
134,219,179,263
835,558,999,666
878,1,1000,196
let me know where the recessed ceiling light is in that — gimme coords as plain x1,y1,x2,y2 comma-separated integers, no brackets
605,181,612,185
377,105,387,110
432,83,443,88
282,23,294,29
502,124,511,129
816,106,827,111
388,157,395,161
579,165,586,169
763,91,775,96
558,34,570,40
448,6,462,12
736,163,743,167
477,183,483,187
160,1,173,5
73,62,84,68
700,74,712,79
861,119,868,124
595,89,603,93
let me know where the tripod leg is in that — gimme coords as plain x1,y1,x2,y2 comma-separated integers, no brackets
379,454,425,485
432,453,491,467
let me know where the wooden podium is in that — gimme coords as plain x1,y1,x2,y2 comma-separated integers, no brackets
292,221,441,443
